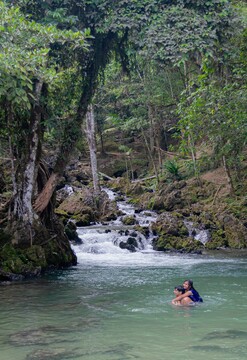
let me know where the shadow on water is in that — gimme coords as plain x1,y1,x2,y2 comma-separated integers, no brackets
189,329,247,358
26,342,136,360
202,329,247,340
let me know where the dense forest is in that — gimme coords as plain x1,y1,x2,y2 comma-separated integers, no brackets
0,0,247,280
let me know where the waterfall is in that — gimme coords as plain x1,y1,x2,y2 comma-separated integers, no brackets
72,188,159,264
184,220,210,245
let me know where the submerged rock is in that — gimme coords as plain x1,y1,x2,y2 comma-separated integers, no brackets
26,348,75,360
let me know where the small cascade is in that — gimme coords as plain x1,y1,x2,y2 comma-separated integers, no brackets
74,188,158,259
184,220,210,245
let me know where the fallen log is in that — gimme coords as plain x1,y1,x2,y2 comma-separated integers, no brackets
98,172,114,181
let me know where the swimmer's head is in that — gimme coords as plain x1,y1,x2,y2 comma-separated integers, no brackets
174,285,185,296
183,279,194,290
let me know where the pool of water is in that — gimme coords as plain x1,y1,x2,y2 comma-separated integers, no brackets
1,250,247,360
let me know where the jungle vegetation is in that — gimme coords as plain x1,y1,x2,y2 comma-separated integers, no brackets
0,0,246,251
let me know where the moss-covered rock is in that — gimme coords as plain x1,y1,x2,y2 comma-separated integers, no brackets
122,215,138,225
204,231,228,250
56,187,118,224
153,235,202,253
0,243,45,277
151,211,202,253
72,213,91,227
217,214,247,248
0,216,77,281
134,225,150,237
64,221,81,243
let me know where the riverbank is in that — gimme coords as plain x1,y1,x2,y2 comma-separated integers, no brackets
1,151,247,281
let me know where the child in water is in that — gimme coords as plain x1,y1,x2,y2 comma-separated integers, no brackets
172,280,203,306
172,285,194,306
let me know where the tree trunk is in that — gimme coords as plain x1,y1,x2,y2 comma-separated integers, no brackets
188,134,201,186
141,129,159,184
14,80,43,226
33,172,60,213
222,155,234,194
33,34,115,211
85,104,100,193
148,104,155,155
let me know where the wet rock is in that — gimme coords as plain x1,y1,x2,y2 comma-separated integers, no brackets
65,221,82,244
202,329,247,341
122,215,138,225
134,208,142,214
0,269,24,282
129,231,138,237
134,225,150,237
56,187,118,224
101,212,118,222
56,185,74,206
151,212,202,253
119,237,138,252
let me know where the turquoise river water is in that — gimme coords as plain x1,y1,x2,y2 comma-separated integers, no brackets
1,248,247,360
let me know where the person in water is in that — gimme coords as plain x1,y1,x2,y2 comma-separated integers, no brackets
172,285,194,306
172,279,203,305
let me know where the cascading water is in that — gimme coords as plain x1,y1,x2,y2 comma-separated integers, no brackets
72,188,160,266
184,220,211,245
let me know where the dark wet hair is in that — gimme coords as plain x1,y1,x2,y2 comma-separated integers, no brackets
184,279,195,290
174,286,185,294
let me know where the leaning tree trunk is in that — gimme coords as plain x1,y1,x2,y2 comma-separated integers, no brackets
85,104,100,194
33,34,115,213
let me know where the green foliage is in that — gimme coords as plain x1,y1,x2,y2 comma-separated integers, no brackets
141,1,235,67
2,0,246,191
0,1,89,105
178,79,247,167
164,159,182,180
0,0,90,160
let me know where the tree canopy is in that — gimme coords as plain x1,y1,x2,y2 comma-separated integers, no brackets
0,0,246,248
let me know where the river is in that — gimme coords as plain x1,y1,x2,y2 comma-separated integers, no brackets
0,190,247,360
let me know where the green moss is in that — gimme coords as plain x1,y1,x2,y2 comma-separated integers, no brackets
171,211,183,219
55,209,69,217
0,243,47,274
153,235,202,253
122,215,137,225
179,225,189,236
72,213,91,226
0,229,12,247
134,225,149,237
205,231,228,250
25,245,47,268
44,239,76,267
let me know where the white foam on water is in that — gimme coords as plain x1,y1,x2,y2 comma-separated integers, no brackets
72,242,237,268
73,188,239,268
